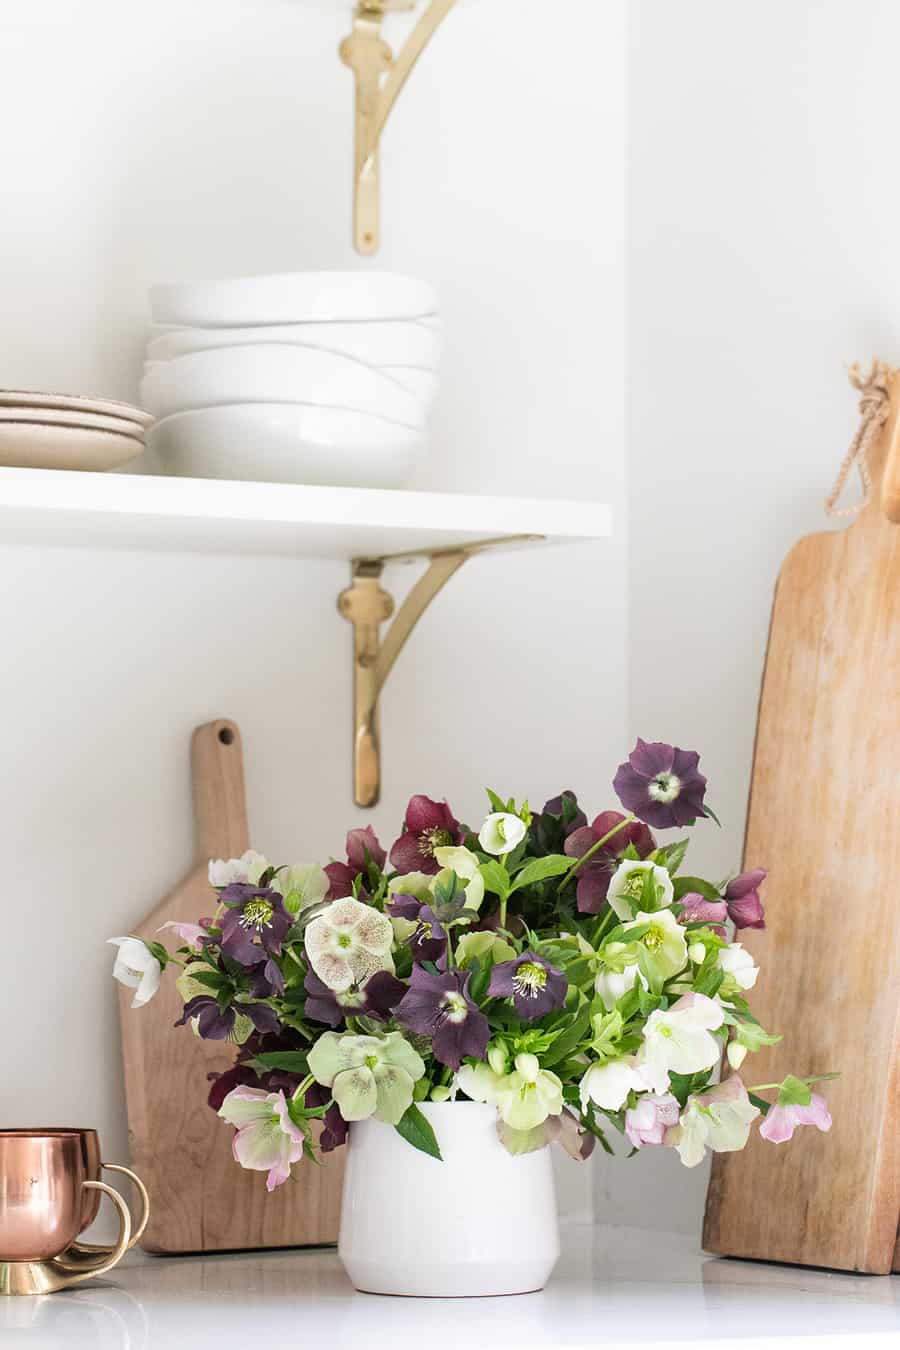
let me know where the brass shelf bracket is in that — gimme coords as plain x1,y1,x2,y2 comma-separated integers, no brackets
338,535,542,806
339,0,457,255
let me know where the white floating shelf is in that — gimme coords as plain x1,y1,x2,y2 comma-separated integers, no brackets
0,467,611,561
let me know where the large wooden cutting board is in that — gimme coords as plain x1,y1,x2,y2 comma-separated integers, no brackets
117,718,343,1253
703,374,900,1273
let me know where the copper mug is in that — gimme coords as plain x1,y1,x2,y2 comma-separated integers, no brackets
0,1131,135,1295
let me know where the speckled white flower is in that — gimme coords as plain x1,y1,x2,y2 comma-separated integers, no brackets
304,897,394,992
208,850,270,888
108,937,161,1008
478,813,527,856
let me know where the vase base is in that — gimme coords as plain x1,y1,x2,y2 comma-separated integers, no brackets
340,1256,556,1299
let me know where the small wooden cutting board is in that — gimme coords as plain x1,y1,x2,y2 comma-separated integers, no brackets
117,718,343,1253
703,373,900,1273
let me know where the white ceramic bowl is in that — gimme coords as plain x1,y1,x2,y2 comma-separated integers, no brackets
149,272,438,327
146,319,443,371
381,366,440,407
140,345,425,428
147,403,423,487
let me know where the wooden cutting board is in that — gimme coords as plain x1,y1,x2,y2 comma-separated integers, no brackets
117,718,344,1253
703,372,900,1274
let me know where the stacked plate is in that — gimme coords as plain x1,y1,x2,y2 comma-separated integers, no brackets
143,272,441,488
0,391,152,471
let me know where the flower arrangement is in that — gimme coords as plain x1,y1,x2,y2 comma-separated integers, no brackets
111,739,833,1191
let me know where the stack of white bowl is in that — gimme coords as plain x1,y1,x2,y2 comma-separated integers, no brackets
143,272,441,488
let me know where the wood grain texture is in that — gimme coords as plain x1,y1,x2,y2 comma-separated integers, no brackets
117,719,343,1254
703,377,900,1274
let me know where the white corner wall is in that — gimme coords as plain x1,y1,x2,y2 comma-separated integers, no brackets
618,0,900,1232
0,0,626,1228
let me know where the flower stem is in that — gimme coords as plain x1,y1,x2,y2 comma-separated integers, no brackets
591,907,617,947
291,1074,316,1104
558,815,637,892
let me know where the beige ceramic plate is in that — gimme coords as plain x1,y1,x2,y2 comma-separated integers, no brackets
0,421,145,471
0,389,154,428
0,406,147,437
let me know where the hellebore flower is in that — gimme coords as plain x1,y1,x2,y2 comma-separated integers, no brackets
459,1053,564,1132
218,1087,306,1191
395,966,490,1070
638,992,724,1094
275,862,330,916
324,826,386,899
724,869,767,930
307,1030,425,1125
666,1076,760,1168
175,995,279,1041
455,929,518,969
488,952,567,1020
613,738,708,830
219,885,292,966
594,954,647,1011
678,892,728,934
303,968,406,1028
304,1081,348,1152
478,811,527,856
625,1092,681,1149
607,859,674,921
209,850,270,888
304,897,394,993
717,942,759,991
530,791,588,855
433,845,486,912
622,908,688,984
389,796,463,875
759,1091,832,1144
388,893,447,963
580,1056,646,1111
108,937,161,1008
563,811,656,914
157,920,210,950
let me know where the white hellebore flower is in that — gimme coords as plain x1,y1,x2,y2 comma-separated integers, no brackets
595,960,647,1012
667,1076,760,1168
274,862,330,916
623,908,688,983
717,942,759,991
478,812,527,856
304,897,394,993
580,1055,646,1111
108,937,161,1008
637,992,724,1094
607,859,674,921
459,1053,564,1131
208,850,270,888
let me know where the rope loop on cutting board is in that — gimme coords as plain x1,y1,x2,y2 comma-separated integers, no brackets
824,360,892,517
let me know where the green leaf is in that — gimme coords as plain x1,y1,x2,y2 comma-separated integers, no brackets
654,838,689,876
735,1021,782,1052
479,859,511,900
673,876,721,903
145,940,170,968
748,1092,772,1116
256,1051,310,1073
395,1104,443,1161
510,854,571,892
777,1074,812,1108
486,788,513,814
183,969,225,990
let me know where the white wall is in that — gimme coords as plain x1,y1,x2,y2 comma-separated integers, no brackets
619,0,900,1233
0,0,626,1228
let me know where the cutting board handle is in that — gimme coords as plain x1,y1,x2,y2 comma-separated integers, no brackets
191,719,250,864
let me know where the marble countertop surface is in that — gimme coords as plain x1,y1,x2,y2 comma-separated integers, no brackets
2,1223,897,1350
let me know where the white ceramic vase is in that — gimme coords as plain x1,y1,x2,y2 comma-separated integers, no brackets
338,1101,560,1298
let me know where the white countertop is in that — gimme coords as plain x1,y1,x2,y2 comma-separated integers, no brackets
1,1224,897,1350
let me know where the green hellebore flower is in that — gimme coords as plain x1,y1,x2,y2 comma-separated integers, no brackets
308,1030,426,1126
623,908,688,987
454,930,517,970
433,846,486,912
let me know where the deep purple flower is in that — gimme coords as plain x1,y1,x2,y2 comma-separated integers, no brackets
207,1030,307,1111
395,966,489,1070
530,791,588,854
303,968,406,1027
488,952,567,1021
324,826,387,899
305,1082,349,1152
613,738,708,830
389,795,463,875
175,995,279,1041
678,892,728,935
563,810,656,914
724,869,767,930
388,893,447,963
219,885,292,965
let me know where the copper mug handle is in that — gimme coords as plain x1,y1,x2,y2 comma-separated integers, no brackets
0,1180,131,1296
56,1164,149,1271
